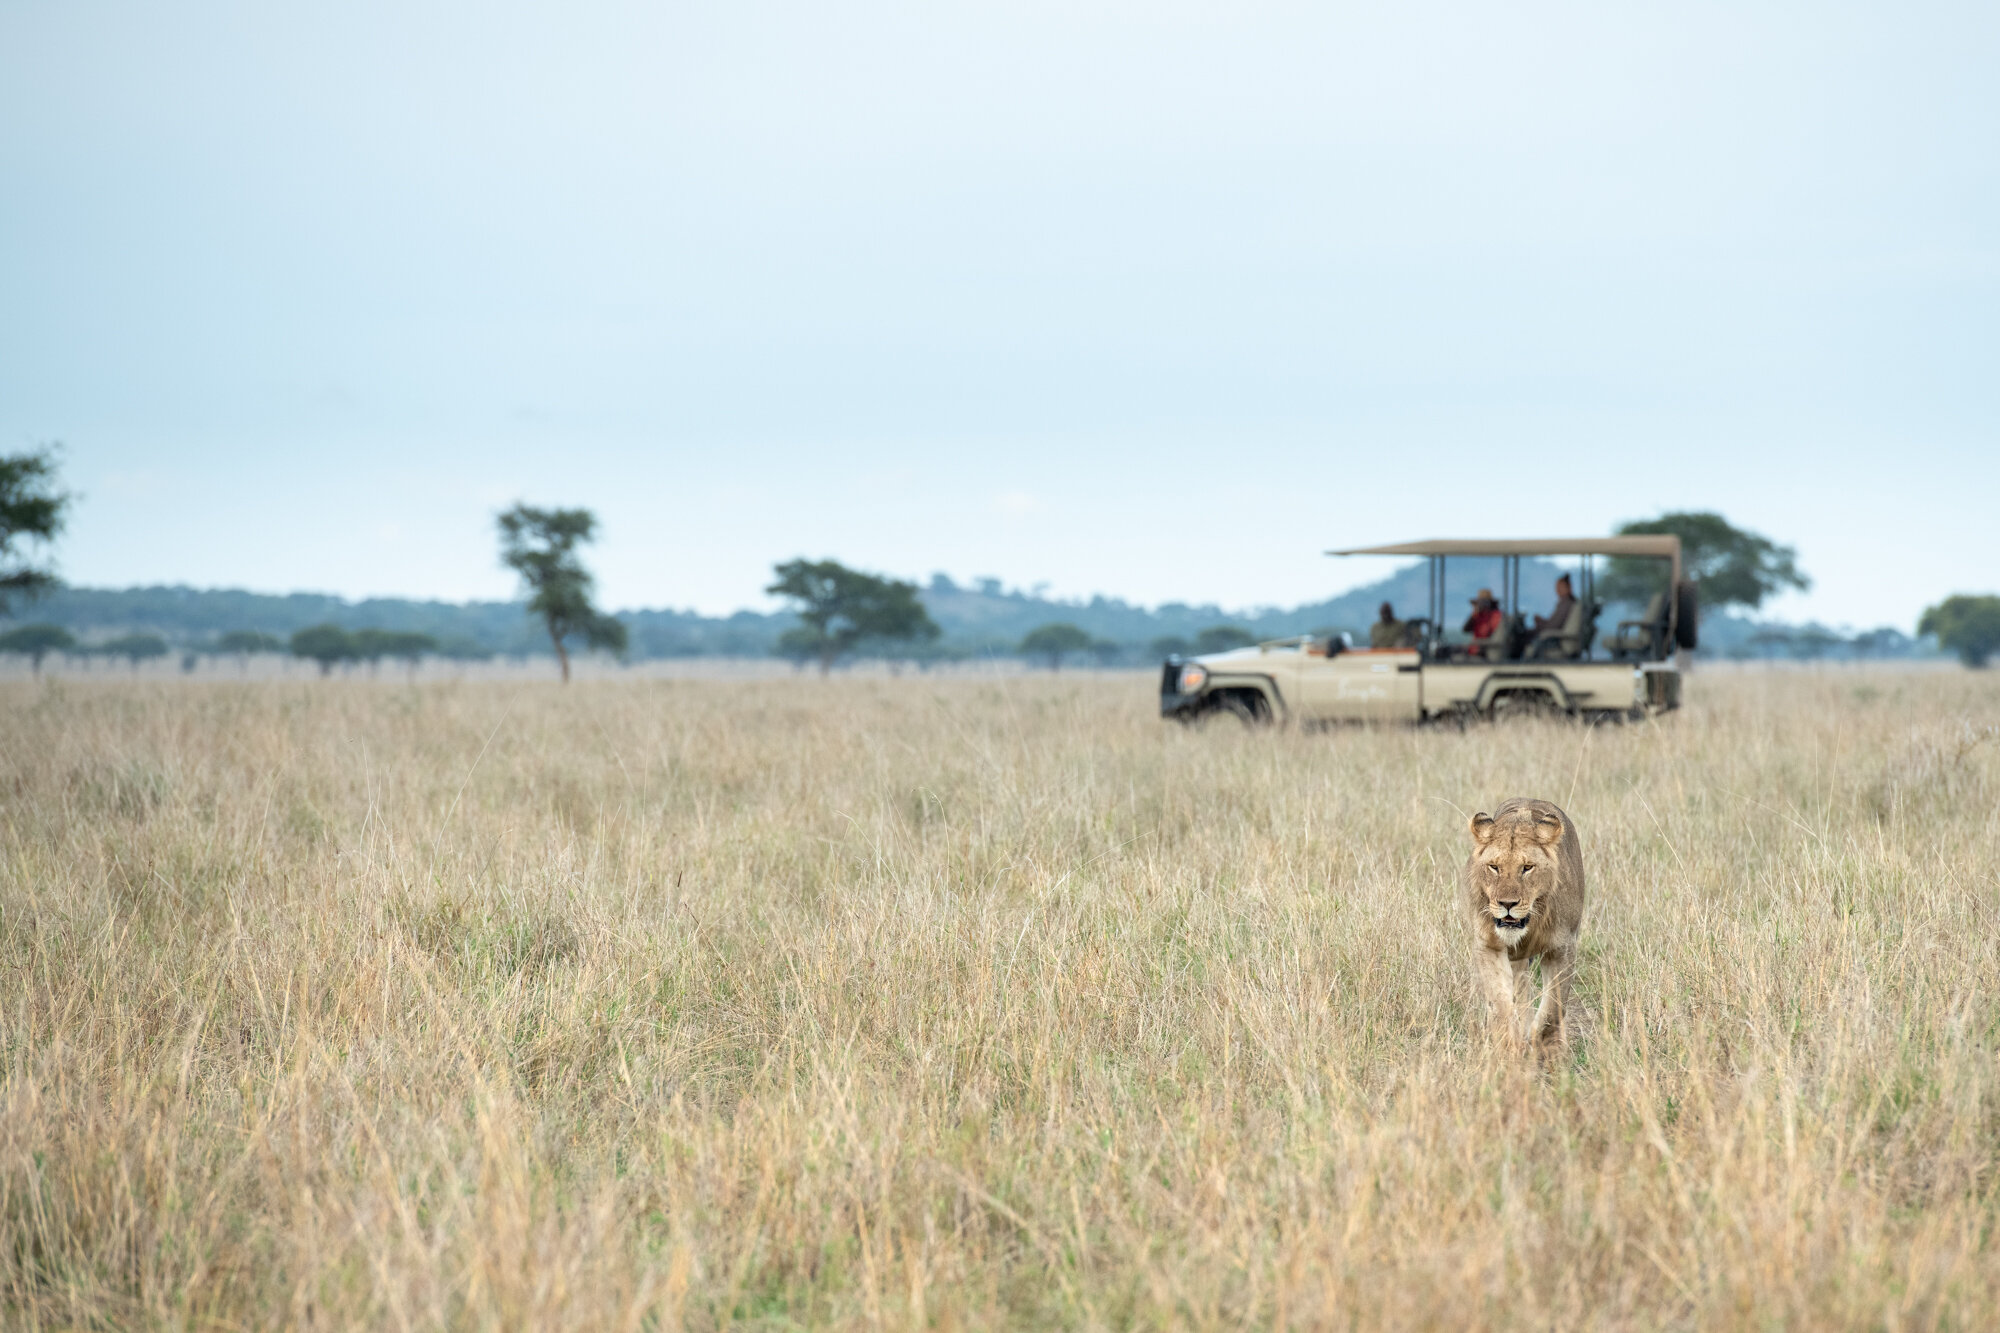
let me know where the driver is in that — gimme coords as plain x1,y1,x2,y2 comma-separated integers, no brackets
1370,601,1406,648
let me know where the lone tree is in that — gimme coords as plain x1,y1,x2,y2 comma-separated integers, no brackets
291,624,355,676
0,446,72,614
497,504,627,684
1021,622,1092,670
767,559,940,674
0,623,75,673
1605,512,1809,613
1919,595,2000,668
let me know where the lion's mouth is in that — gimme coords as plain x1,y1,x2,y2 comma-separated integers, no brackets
1493,914,1529,930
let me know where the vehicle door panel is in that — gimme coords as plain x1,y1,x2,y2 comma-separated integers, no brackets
1297,649,1420,721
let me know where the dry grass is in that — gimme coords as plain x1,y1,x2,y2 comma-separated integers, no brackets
2,669,1998,1329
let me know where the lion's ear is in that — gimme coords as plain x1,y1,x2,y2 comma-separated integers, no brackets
1531,812,1565,845
1469,812,1496,844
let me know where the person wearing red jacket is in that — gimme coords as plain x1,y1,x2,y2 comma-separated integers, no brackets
1463,589,1503,656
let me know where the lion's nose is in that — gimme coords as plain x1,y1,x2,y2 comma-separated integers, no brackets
1496,898,1520,910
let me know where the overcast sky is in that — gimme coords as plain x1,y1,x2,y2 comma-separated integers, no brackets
3,1,1995,627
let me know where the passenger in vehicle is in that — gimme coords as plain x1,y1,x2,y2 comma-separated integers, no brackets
1463,589,1503,657
1533,575,1577,636
1370,602,1406,648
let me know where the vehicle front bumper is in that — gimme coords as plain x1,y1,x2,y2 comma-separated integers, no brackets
1159,659,1205,717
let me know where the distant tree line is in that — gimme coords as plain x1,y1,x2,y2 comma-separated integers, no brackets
0,623,498,675
4,458,1996,673
0,625,171,672
288,625,452,676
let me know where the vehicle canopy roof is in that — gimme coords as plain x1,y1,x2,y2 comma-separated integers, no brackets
1328,536,1680,582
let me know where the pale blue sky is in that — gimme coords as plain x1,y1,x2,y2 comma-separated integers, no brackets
3,1,1995,627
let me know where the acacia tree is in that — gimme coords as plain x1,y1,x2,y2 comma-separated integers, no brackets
0,446,71,614
385,631,438,678
1919,595,2000,668
1849,627,1910,659
1021,622,1091,670
1605,512,1809,613
0,624,75,673
215,630,283,673
767,559,939,675
291,624,355,676
351,628,435,676
497,504,627,684
100,632,168,672
346,629,438,679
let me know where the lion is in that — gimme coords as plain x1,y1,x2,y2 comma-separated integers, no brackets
1463,798,1586,1052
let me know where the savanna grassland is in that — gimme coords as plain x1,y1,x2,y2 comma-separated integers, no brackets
3,668,1998,1330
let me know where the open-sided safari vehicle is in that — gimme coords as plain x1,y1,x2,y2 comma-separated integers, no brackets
1160,537,1697,725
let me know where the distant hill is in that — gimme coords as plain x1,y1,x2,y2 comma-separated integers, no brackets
0,585,787,659
0,563,1929,663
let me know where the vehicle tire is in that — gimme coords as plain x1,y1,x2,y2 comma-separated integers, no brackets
1675,581,1700,650
1210,689,1271,727
1489,690,1563,723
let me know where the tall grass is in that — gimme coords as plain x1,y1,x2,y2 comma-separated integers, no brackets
2,670,1997,1328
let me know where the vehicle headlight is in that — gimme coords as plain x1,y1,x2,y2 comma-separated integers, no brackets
1178,663,1208,693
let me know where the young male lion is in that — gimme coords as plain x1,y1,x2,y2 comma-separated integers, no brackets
1463,798,1586,1052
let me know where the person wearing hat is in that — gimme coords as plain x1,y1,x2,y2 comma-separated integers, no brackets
1463,588,1503,657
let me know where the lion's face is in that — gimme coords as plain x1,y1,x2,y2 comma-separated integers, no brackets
1468,809,1564,940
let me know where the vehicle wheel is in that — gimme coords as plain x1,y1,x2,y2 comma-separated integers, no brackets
1488,691,1563,723
1209,690,1271,727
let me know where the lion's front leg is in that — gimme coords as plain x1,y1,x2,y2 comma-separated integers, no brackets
1527,943,1575,1051
1474,946,1520,1048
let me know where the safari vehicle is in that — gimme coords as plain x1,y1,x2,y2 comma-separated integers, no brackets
1160,537,1696,725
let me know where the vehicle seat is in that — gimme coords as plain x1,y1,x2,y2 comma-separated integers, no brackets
1527,598,1592,660
1607,592,1669,660
1580,600,1602,657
